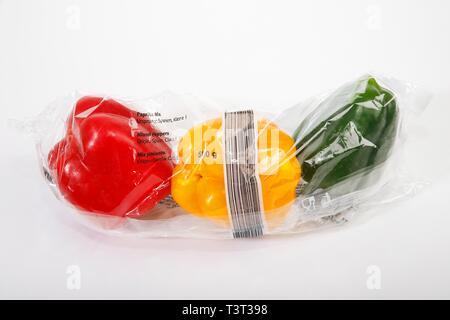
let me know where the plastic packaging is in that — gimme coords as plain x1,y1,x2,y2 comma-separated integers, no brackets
29,74,431,239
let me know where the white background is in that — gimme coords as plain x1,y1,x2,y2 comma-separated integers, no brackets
1,0,450,299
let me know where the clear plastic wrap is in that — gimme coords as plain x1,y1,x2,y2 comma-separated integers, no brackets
28,74,431,239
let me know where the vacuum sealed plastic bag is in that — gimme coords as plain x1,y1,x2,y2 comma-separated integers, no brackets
29,74,430,239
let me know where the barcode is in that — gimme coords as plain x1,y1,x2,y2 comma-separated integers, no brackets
223,110,265,238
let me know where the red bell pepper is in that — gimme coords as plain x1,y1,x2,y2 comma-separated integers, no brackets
48,96,174,217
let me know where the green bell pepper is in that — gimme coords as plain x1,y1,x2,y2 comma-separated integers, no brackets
293,75,399,195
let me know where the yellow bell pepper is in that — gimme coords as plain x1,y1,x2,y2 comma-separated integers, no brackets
171,118,301,228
